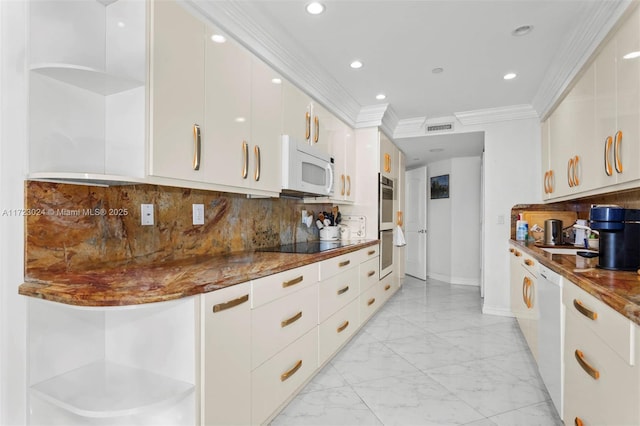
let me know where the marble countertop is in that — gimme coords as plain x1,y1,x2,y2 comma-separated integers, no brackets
511,240,640,326
19,240,379,307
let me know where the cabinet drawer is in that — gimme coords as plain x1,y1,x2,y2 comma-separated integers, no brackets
520,254,538,276
359,257,379,292
379,274,397,303
251,328,318,425
359,283,381,324
252,284,318,370
319,251,359,281
318,267,359,323
319,299,359,365
251,263,318,308
563,281,634,364
357,245,379,264
564,311,640,425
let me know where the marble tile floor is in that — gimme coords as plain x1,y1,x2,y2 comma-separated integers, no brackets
271,276,563,426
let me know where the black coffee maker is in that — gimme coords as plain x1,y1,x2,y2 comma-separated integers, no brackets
590,206,640,271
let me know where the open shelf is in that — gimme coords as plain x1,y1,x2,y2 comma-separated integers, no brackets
30,63,143,96
30,361,194,419
27,172,148,187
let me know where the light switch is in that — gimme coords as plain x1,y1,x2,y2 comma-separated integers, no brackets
497,214,505,225
141,204,154,226
193,204,204,225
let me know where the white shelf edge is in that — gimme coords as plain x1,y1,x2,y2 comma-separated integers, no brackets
27,172,149,187
30,361,195,419
30,63,143,96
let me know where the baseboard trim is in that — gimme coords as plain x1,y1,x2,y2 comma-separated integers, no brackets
427,273,479,286
481,305,515,317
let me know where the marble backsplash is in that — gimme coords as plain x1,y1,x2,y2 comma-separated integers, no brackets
25,181,329,274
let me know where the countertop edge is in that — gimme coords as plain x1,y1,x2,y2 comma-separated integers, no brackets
510,239,640,327
19,240,379,308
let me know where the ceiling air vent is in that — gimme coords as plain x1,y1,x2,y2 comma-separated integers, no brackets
426,123,454,133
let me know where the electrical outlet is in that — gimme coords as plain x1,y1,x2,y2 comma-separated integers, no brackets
193,204,204,225
141,204,154,226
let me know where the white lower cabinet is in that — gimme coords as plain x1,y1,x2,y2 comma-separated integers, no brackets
563,281,640,426
318,299,359,365
251,328,319,425
252,284,319,370
201,283,251,426
360,281,382,324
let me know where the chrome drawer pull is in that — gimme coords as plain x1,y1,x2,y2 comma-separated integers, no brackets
280,360,302,382
282,275,303,288
212,294,249,313
575,349,600,380
573,299,597,320
281,311,303,328
337,286,349,295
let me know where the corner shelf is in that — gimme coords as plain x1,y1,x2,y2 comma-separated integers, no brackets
30,63,143,96
30,361,194,419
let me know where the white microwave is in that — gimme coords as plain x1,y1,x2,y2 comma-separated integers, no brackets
281,135,335,197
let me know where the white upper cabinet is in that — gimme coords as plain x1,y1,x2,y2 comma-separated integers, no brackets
545,5,640,200
604,6,640,185
149,0,206,183
380,132,397,180
282,81,328,152
29,0,146,181
327,121,356,203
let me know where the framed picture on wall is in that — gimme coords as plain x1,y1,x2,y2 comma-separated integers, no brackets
430,174,449,199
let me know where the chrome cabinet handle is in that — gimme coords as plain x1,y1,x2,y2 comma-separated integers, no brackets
280,360,302,382
281,311,303,328
193,124,201,171
242,141,248,179
282,275,303,288
254,145,261,181
212,294,249,313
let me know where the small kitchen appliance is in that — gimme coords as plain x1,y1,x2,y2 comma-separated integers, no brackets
590,206,640,271
544,219,564,245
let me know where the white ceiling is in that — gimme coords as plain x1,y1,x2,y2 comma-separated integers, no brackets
189,0,631,169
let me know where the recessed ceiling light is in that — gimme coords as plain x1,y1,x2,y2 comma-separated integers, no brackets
512,25,533,36
624,51,640,59
211,34,227,43
234,117,246,123
503,72,517,80
350,60,363,69
306,2,325,15
117,21,125,28
432,67,444,74
271,78,282,84
376,93,386,100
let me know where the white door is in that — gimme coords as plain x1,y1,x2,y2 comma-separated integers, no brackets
405,167,427,279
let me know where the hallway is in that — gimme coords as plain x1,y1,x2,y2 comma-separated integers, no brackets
271,276,562,425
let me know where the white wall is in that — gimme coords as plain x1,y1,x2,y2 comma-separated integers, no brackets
0,1,28,424
451,157,482,285
427,157,482,286
427,160,452,281
471,118,541,316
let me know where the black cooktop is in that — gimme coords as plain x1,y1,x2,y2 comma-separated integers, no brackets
259,241,352,254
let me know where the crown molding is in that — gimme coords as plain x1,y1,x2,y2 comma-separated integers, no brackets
379,105,400,137
392,117,427,139
454,104,538,126
354,104,388,129
532,0,633,119
184,0,362,127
